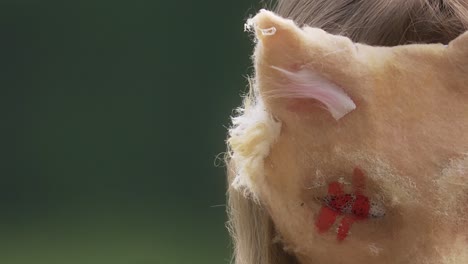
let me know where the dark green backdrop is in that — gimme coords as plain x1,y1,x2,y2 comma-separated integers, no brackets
2,1,266,263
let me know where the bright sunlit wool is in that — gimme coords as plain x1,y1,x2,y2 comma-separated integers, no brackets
228,91,281,198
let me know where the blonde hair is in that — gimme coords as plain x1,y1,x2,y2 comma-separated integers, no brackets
226,1,468,263
276,0,468,45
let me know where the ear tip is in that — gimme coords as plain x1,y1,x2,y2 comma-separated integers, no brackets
448,31,468,52
248,9,297,39
254,9,281,27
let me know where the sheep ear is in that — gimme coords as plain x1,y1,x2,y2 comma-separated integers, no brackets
248,10,359,121
448,31,468,68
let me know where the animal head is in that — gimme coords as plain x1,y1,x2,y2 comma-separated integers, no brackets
228,10,468,264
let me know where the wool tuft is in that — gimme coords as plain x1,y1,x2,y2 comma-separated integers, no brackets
228,89,281,198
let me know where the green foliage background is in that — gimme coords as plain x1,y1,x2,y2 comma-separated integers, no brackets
2,1,265,263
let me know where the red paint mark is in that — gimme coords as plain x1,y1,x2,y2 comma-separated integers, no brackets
337,216,356,241
328,181,344,195
328,194,354,212
353,194,370,219
314,167,371,241
315,206,339,233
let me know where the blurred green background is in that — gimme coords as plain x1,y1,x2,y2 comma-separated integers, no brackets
2,1,267,263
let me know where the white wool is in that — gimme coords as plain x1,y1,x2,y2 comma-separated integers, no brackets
244,17,255,33
228,92,281,198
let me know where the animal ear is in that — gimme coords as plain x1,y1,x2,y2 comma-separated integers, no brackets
248,10,362,120
447,31,468,69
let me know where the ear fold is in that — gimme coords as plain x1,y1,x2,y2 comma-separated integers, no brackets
248,10,361,120
267,66,356,120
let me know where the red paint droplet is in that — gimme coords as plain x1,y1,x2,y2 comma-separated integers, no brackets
328,181,344,195
337,216,356,241
315,206,339,233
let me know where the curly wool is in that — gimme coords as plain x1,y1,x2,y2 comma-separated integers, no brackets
228,90,281,199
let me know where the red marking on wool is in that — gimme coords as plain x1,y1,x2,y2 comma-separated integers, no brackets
328,181,344,195
353,194,370,219
329,194,354,212
337,216,356,241
315,206,339,233
314,167,372,241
